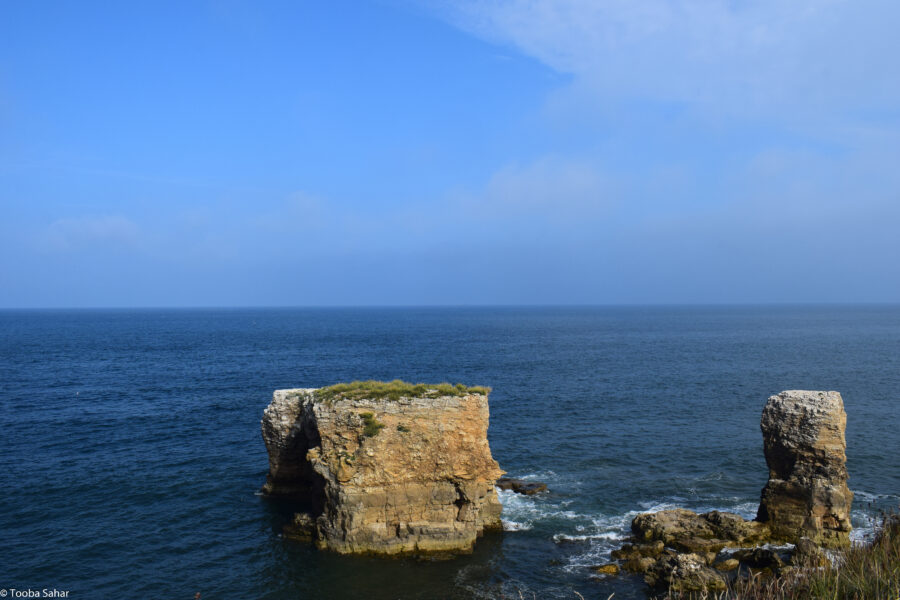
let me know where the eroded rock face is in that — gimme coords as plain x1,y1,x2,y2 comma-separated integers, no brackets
261,388,503,555
757,390,853,548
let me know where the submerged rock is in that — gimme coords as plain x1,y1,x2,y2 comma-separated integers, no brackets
283,512,316,542
757,390,853,548
496,478,547,495
611,540,664,560
261,384,503,555
591,563,620,575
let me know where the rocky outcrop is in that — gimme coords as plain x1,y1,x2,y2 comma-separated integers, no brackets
757,390,853,548
632,509,771,553
644,553,727,595
617,508,788,592
609,389,854,594
496,478,547,495
261,384,503,555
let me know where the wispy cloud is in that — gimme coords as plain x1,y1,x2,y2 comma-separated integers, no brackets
41,215,140,252
438,0,900,124
462,156,616,220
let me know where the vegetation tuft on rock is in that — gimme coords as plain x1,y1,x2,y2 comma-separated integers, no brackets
314,379,491,403
359,412,385,437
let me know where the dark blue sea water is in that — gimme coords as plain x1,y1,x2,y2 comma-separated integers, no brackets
2,306,899,600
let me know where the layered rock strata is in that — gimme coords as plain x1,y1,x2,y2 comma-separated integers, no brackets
261,386,503,555
757,390,853,548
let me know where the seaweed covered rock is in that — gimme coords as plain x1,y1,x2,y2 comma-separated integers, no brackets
261,381,503,555
757,390,853,548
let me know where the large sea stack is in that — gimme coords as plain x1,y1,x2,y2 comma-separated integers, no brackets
261,382,503,555
757,390,853,548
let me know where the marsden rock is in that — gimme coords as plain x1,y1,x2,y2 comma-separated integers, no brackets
261,386,503,555
756,390,853,548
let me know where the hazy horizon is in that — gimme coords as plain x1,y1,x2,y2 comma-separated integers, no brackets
3,1,899,308
4,301,900,311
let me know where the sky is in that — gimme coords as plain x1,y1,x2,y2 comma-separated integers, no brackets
1,0,899,307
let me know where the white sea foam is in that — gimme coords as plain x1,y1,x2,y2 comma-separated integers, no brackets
502,520,532,531
497,478,892,578
496,488,594,525
558,495,781,574
850,510,879,543
516,469,558,481
852,489,900,503
552,531,623,543
847,489,897,542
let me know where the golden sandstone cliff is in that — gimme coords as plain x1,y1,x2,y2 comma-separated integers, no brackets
261,382,503,555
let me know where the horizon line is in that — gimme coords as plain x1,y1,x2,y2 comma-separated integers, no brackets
2,301,900,311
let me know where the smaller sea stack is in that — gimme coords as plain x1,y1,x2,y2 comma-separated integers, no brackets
757,390,853,548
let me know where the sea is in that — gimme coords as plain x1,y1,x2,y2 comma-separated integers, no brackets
1,306,898,599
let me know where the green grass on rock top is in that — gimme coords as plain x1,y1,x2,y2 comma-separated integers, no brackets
314,379,491,403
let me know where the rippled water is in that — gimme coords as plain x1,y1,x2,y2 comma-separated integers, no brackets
2,306,898,599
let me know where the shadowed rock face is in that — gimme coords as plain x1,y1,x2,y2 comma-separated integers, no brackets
261,388,503,555
756,390,853,548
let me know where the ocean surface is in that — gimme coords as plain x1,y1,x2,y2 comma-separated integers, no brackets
1,306,898,599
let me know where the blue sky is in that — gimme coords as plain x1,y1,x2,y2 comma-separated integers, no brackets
2,0,899,307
